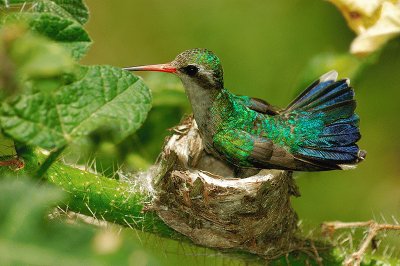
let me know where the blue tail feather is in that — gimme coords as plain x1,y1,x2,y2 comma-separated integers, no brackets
316,100,356,125
297,145,359,162
292,80,350,111
286,71,364,167
311,89,354,111
303,124,360,147
286,80,335,111
333,114,359,126
322,123,359,136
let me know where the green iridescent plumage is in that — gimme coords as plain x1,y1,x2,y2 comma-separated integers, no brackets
213,90,325,151
125,48,366,172
210,89,326,167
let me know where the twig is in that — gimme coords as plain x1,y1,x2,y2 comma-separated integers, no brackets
34,145,66,179
322,220,400,266
0,156,24,170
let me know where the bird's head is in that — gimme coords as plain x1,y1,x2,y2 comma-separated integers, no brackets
124,48,224,90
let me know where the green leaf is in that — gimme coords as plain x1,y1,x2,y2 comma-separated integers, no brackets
9,29,76,79
0,0,26,6
0,132,15,157
1,0,89,25
1,66,152,150
3,13,91,60
0,24,76,102
27,12,91,60
34,0,89,25
0,178,159,265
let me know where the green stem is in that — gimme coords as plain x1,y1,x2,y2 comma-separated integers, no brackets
46,160,180,239
41,158,396,265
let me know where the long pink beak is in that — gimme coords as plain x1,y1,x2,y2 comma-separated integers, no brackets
123,63,176,73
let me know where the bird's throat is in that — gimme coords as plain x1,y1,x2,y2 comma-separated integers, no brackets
180,77,221,139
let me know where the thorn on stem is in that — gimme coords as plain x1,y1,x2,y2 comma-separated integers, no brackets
321,220,400,266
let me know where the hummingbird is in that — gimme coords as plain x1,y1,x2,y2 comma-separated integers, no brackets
124,48,366,171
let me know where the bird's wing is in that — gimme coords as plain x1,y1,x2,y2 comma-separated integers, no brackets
213,129,294,168
213,129,334,171
234,95,279,115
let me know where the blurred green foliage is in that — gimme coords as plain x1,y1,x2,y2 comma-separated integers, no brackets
0,178,159,265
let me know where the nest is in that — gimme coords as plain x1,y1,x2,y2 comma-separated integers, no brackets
151,116,307,258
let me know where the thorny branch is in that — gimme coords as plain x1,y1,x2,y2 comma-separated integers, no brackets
0,156,24,170
322,220,400,266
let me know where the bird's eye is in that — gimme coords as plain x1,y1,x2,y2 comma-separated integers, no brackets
181,65,199,76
